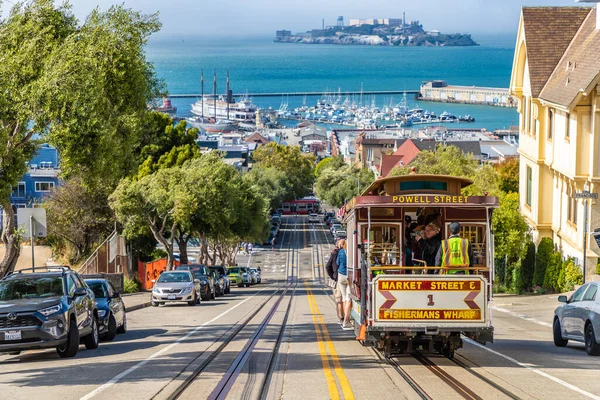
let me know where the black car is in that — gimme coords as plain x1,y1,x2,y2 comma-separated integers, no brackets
84,279,127,341
210,266,231,294
0,267,99,358
175,265,215,301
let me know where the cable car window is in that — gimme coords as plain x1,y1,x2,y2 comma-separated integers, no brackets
400,181,448,191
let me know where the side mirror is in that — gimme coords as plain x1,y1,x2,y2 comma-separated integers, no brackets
73,288,87,298
558,295,568,303
112,292,121,299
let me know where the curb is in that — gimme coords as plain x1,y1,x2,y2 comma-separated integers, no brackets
125,301,152,312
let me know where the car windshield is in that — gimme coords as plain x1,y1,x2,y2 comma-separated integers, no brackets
158,272,191,283
0,276,64,300
87,282,108,298
228,268,240,274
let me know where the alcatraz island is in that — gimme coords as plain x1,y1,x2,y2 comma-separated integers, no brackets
275,14,478,47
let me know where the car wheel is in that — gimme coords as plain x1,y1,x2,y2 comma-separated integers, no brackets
151,301,159,307
117,313,127,334
225,285,230,294
238,284,243,288
57,320,79,358
553,318,568,347
83,316,99,350
104,315,117,341
188,293,197,306
245,283,250,288
585,323,600,356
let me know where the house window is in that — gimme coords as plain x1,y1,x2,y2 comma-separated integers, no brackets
12,182,26,198
548,109,554,140
35,182,55,192
565,112,571,140
568,195,578,224
526,166,533,207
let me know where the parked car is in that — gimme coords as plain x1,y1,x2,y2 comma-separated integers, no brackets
331,223,343,235
210,270,225,297
175,264,215,301
228,267,252,287
554,282,600,355
323,212,335,223
84,279,127,341
334,230,347,240
249,267,262,284
151,271,201,307
0,267,99,358
173,253,197,263
308,213,320,223
209,266,231,294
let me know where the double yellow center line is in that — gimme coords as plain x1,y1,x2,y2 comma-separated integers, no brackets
305,282,355,400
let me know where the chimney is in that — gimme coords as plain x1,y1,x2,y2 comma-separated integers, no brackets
576,0,600,29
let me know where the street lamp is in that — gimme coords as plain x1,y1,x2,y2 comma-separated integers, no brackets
342,174,361,197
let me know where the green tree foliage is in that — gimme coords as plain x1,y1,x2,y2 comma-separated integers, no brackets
244,167,291,212
389,144,499,196
533,238,554,288
314,156,345,177
0,0,161,276
43,178,115,264
492,192,530,266
496,157,520,194
137,115,200,178
544,250,564,292
252,143,315,199
514,240,535,293
315,165,375,207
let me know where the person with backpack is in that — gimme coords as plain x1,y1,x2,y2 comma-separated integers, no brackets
326,241,343,324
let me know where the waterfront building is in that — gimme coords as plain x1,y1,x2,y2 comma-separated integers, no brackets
509,5,600,276
419,81,517,107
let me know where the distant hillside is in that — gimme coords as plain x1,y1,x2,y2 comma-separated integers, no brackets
274,22,478,47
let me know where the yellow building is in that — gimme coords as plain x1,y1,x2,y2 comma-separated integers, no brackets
510,4,600,278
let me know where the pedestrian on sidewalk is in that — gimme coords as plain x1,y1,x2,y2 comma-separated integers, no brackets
248,243,253,255
271,237,276,251
325,242,343,324
336,239,352,331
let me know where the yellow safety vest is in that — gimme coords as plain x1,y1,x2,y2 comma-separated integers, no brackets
441,237,470,274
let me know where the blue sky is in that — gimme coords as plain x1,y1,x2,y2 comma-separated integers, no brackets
1,0,592,37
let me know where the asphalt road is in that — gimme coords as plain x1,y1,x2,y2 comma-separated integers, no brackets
1,216,599,400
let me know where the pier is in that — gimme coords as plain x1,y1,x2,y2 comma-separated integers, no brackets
168,90,420,99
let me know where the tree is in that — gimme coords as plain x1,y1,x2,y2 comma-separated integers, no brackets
252,142,315,199
492,192,530,282
43,178,114,264
244,167,291,212
496,158,519,194
515,240,535,293
0,1,162,276
533,237,553,288
544,250,563,292
315,165,375,207
314,156,345,177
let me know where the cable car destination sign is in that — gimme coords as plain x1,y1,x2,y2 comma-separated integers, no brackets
374,276,487,324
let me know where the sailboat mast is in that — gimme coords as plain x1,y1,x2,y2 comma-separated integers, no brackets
213,69,217,120
201,69,204,121
226,69,230,120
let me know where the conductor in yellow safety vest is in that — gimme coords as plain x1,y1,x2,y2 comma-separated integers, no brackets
435,222,474,274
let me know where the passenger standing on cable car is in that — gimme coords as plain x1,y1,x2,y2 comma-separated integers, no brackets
325,242,343,325
435,222,474,274
336,239,352,331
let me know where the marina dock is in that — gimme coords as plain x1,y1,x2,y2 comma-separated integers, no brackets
168,90,420,99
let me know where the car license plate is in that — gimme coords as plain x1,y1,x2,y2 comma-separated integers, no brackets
5,330,21,341
167,294,176,300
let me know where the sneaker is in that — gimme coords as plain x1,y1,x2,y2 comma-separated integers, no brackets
338,318,344,325
341,323,353,331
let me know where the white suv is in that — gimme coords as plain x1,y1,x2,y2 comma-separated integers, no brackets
308,213,320,223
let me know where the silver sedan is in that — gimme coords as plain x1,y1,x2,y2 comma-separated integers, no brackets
554,282,600,355
151,271,201,307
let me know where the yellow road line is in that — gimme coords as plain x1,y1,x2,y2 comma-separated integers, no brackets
305,282,355,400
306,282,340,400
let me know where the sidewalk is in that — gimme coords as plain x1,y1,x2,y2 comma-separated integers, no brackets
121,292,152,312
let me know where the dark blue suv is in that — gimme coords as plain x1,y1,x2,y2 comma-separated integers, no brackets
0,267,99,358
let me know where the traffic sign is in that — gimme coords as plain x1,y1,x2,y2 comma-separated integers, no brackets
575,191,598,199
17,208,47,238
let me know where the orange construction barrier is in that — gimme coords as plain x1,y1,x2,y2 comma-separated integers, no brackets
137,259,180,290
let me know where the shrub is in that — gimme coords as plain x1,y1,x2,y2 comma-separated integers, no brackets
150,248,168,261
596,259,600,275
533,238,553,287
516,241,536,293
561,259,583,292
123,277,141,294
544,251,563,292
533,285,546,295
